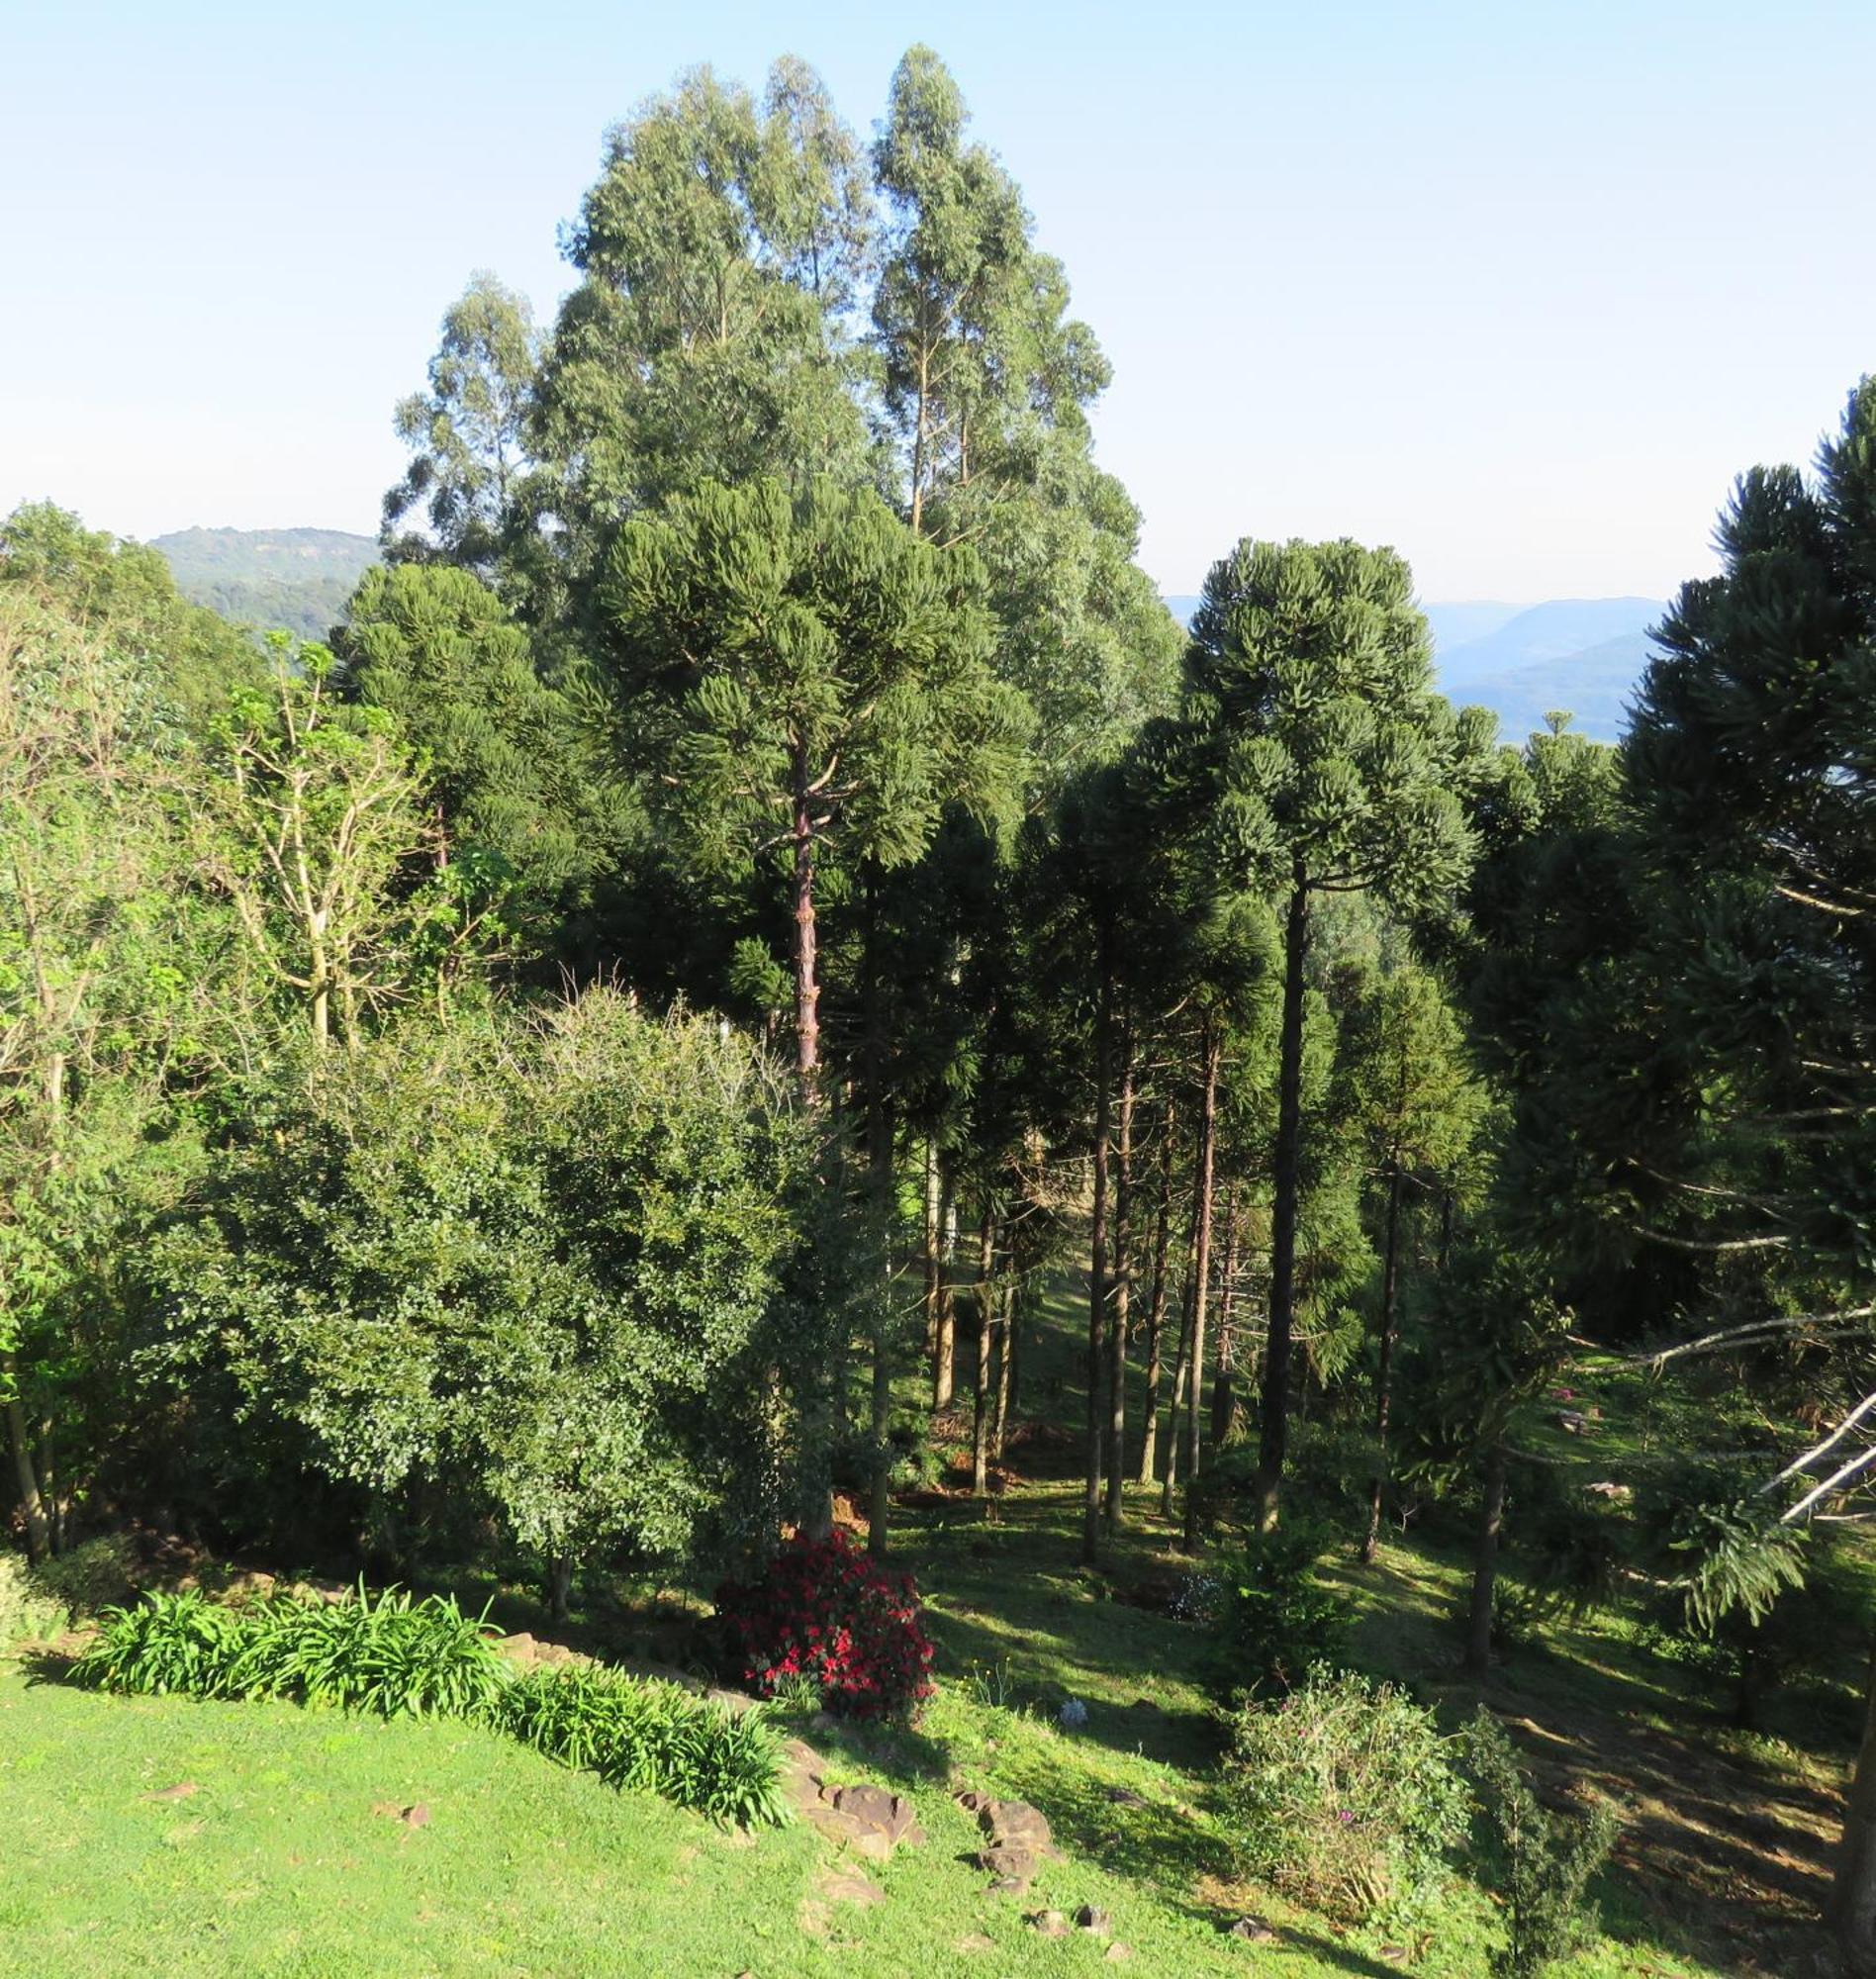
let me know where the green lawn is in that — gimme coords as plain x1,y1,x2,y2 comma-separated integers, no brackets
0,1659,1737,1979
0,1280,1849,1977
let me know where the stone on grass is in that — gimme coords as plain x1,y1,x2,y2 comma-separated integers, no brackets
1028,1910,1071,1937
1223,1915,1278,1943
1075,1904,1111,1935
817,1865,887,1907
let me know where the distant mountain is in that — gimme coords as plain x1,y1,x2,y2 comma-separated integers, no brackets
1435,599,1663,743
1157,591,1663,744
1419,601,1522,653
152,526,378,642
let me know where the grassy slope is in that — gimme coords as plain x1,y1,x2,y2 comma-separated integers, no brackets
0,1283,1849,1977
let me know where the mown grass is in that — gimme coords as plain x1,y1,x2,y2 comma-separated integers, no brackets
0,1274,1851,1976
0,1661,1730,1979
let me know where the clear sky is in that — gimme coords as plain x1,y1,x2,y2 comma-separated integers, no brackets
4,1,1872,601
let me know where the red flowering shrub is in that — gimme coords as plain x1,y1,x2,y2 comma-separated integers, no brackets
714,1529,935,1722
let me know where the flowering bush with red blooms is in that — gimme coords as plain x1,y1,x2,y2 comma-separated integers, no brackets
714,1529,935,1722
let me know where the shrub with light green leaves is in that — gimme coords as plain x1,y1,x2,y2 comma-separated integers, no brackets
74,1581,790,1828
1222,1666,1466,1926
76,1583,508,1717
494,1664,790,1829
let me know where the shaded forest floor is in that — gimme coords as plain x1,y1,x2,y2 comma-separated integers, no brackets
865,1276,1855,1978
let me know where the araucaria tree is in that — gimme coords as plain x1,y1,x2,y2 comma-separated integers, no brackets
1183,539,1488,1530
605,474,1027,1088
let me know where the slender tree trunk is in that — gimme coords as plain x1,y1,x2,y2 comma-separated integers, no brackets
1084,957,1113,1566
1256,874,1310,1532
791,752,821,1090
1161,1260,1194,1517
1138,1104,1173,1483
1210,1196,1242,1445
39,1421,61,1556
932,1170,957,1410
5,1379,51,1565
863,869,895,1560
1105,1047,1135,1534
909,344,931,536
973,1208,996,1499
1464,1440,1507,1677
791,778,832,1544
1363,1166,1406,1564
1829,1642,1876,1970
922,1139,942,1364
1182,1022,1221,1552
547,1555,573,1627
992,1279,1014,1460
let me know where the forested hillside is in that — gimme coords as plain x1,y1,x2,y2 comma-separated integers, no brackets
4,43,1874,1979
151,525,378,639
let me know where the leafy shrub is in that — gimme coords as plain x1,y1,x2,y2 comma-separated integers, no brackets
1465,1709,1619,1977
243,1584,508,1719
31,1534,142,1615
1213,1523,1348,1698
78,1582,508,1720
0,1552,71,1646
494,1664,790,1828
1222,1667,1467,1926
714,1528,934,1721
75,1589,249,1697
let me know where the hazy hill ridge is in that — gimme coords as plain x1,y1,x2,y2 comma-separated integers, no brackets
151,526,378,642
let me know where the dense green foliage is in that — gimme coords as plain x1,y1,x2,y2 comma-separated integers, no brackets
495,1664,791,1829
75,1584,790,1827
78,1583,508,1719
1466,1708,1621,1976
1223,1667,1468,1926
5,37,1876,1969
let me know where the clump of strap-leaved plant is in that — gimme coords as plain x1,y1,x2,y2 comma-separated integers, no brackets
74,1584,789,1829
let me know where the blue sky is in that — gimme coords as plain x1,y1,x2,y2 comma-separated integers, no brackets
4,1,1872,600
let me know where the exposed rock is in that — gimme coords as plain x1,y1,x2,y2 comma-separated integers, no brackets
1075,1904,1112,1935
833,1781,922,1845
978,1843,1041,1882
1223,1915,1279,1943
797,1769,923,1861
987,1876,1032,1897
1028,1910,1071,1937
704,1685,760,1716
1103,1786,1149,1809
816,1865,886,1906
400,1803,430,1829
979,1798,1058,1855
